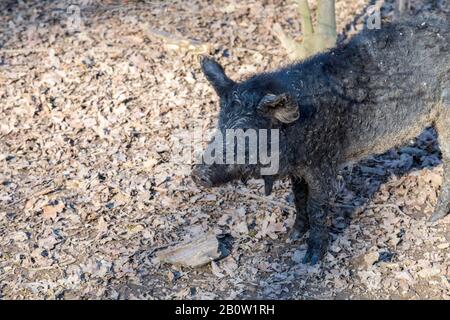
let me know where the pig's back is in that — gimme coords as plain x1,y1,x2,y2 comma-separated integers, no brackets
331,13,450,161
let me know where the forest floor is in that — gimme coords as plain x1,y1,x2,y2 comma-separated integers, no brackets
0,0,449,299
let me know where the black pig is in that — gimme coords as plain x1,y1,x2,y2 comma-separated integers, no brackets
191,13,449,264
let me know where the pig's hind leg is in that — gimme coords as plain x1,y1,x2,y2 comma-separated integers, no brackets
430,88,450,222
288,176,310,240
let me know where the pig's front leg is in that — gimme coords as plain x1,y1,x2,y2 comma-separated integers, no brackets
288,175,309,240
302,172,334,264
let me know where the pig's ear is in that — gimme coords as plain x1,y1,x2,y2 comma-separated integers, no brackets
200,56,234,95
257,93,299,123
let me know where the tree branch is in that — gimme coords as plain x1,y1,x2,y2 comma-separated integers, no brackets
295,0,313,36
316,0,337,49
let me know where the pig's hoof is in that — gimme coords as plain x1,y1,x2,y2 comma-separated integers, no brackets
302,248,322,265
286,223,308,242
302,238,328,265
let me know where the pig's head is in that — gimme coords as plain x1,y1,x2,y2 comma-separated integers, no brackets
191,56,299,195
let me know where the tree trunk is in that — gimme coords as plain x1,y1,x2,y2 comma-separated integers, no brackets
274,0,337,61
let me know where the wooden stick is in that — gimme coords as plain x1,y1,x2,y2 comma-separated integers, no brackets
146,27,211,53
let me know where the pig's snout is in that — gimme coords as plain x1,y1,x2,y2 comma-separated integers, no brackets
191,165,214,187
192,164,243,187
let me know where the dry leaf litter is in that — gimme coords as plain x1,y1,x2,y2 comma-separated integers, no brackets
0,0,449,299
